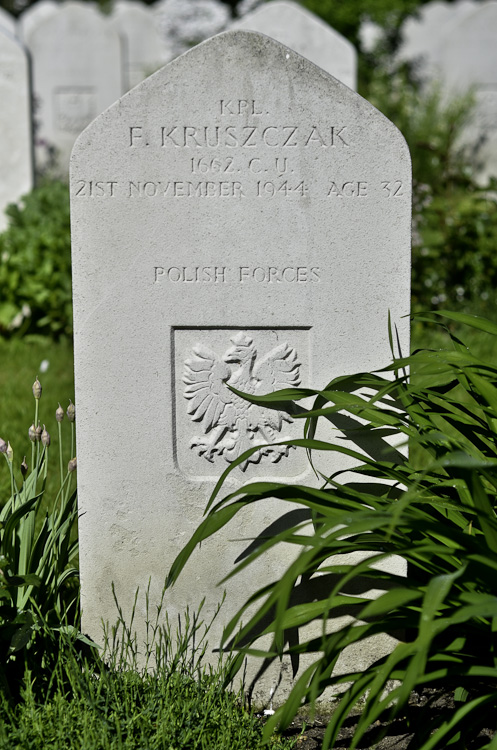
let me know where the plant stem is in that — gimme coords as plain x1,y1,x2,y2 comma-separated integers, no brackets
58,421,63,489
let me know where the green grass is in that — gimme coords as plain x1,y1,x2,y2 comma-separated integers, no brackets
0,335,74,502
0,600,298,750
0,665,294,749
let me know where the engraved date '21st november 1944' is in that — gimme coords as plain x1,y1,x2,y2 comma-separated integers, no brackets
73,101,405,201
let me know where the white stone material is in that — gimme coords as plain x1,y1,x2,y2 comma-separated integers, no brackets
18,0,57,43
0,7,16,36
71,31,411,702
437,1,497,183
111,1,170,90
26,1,123,174
0,28,33,232
232,1,357,90
397,0,477,73
153,0,230,59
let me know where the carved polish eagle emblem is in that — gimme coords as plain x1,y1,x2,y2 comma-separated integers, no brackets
183,332,301,469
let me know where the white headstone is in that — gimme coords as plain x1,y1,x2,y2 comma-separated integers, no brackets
27,1,123,174
0,7,16,36
18,0,57,43
111,1,170,91
397,0,478,73
0,28,33,232
71,31,410,701
437,1,497,182
232,1,357,90
153,0,230,59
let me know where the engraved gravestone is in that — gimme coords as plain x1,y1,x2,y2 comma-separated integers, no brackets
232,1,357,90
27,1,123,174
111,1,169,91
437,1,497,183
0,28,33,232
71,31,410,702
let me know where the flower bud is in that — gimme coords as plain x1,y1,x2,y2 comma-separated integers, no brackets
68,457,77,473
41,425,51,447
32,377,42,400
67,400,75,422
0,438,7,454
21,457,28,477
28,423,36,442
35,423,43,442
56,403,64,422
6,442,13,463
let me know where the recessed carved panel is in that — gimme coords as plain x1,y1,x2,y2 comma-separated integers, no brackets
174,328,311,478
54,87,96,133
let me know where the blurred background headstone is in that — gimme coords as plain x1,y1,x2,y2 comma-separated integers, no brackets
231,0,357,90
25,0,123,175
111,0,170,90
0,26,33,231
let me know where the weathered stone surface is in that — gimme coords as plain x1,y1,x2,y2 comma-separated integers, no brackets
111,1,169,90
71,31,410,702
0,7,16,36
232,1,357,90
27,1,123,174
0,28,33,232
437,1,497,183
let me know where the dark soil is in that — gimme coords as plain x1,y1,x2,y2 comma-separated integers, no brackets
278,689,496,749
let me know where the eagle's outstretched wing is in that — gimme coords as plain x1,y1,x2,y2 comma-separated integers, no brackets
183,345,235,432
253,343,301,430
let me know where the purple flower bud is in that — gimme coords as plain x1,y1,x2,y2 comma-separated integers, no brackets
32,377,42,400
67,400,75,422
28,424,36,442
41,425,51,447
56,403,64,422
68,457,77,473
35,423,43,442
21,456,28,477
0,438,7,454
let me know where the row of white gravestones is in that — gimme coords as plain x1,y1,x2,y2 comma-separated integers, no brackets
5,0,356,176
0,26,33,233
398,0,497,184
70,30,411,704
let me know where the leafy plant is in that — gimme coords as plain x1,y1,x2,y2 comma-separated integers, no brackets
168,311,497,749
0,376,79,697
0,180,72,338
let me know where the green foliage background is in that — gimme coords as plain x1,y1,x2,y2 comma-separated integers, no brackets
0,181,72,338
168,312,497,749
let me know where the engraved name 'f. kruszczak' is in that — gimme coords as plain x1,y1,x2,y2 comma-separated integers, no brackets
183,332,301,469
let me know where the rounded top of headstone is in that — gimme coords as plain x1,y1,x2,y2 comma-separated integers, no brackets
18,0,57,43
397,0,478,69
112,0,154,18
438,0,497,89
71,28,407,166
27,0,119,45
232,1,357,89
